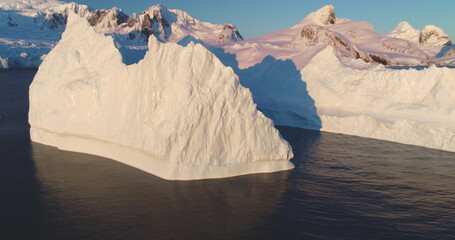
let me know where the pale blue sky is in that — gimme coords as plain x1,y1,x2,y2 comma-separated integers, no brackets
64,0,455,41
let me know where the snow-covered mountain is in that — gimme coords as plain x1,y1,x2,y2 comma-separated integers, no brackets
419,25,452,46
0,0,91,67
387,22,452,57
223,5,454,69
0,0,243,68
387,22,421,44
114,4,243,44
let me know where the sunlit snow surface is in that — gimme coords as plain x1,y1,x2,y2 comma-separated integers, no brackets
28,13,294,180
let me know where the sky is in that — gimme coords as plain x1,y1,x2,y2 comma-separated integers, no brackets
60,0,455,41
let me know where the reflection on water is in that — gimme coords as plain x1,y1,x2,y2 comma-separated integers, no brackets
1,69,455,240
30,142,290,240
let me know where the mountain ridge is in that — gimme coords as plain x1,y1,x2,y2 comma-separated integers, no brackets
222,5,454,69
1,2,454,68
0,0,243,68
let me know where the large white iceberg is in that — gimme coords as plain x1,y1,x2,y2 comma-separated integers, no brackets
29,13,294,180
302,47,455,152
242,46,455,152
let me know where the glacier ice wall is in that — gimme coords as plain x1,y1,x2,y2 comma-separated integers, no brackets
29,13,294,180
301,47,455,152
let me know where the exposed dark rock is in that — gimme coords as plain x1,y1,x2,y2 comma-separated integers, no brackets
369,54,389,65
7,15,18,27
126,14,138,28
86,8,128,29
295,25,399,65
42,13,66,30
419,28,452,46
324,10,336,25
217,24,243,43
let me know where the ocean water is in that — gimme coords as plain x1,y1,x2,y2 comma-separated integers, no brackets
387,65,455,70
1,69,454,240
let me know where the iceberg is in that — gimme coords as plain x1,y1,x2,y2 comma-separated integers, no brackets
29,13,294,180
247,46,455,152
301,47,455,152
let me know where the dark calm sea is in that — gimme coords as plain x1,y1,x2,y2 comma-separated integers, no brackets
1,69,454,240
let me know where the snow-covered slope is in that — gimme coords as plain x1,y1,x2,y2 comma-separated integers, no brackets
0,0,243,68
29,13,293,180
387,22,421,44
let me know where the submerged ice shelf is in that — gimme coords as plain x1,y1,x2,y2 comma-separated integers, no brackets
28,13,294,180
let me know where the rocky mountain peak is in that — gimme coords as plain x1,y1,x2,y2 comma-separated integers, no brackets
419,25,451,46
86,7,129,31
299,5,336,26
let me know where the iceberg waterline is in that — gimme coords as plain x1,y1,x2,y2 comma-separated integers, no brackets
29,13,294,180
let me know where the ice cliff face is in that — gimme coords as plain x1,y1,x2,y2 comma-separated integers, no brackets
28,13,293,180
0,0,243,68
300,47,455,152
